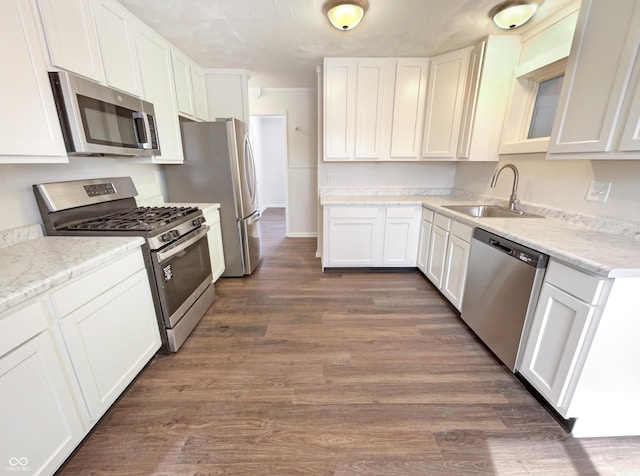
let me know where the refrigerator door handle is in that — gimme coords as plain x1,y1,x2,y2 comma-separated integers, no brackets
245,210,262,225
244,134,257,203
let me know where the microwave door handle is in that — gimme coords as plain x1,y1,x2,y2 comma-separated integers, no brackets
133,112,152,149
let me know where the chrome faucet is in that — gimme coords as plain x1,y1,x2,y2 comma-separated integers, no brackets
490,163,519,210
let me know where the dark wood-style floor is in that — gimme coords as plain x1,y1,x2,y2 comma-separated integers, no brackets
60,208,640,475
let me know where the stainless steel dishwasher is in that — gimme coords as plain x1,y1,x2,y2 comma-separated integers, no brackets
461,228,548,371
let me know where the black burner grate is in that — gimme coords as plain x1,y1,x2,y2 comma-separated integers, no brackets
64,206,199,232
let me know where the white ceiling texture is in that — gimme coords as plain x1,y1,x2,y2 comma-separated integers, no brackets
119,0,575,88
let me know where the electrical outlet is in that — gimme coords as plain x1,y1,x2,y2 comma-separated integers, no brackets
327,173,337,185
585,180,612,202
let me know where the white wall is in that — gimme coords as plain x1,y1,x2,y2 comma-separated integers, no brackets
319,161,457,189
1,158,163,231
249,115,286,208
248,87,317,237
454,156,640,223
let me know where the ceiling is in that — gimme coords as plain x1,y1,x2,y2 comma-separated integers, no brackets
118,0,576,88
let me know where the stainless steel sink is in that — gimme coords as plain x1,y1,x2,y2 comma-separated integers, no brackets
442,204,544,218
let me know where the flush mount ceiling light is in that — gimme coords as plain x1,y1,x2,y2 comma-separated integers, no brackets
323,0,369,31
489,1,538,30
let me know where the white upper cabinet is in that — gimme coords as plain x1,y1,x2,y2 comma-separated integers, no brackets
205,68,251,124
323,58,394,160
421,47,472,159
354,59,394,159
0,0,67,163
172,48,196,118
135,23,183,163
457,36,521,161
324,58,357,160
36,0,105,83
172,49,209,121
548,0,640,157
390,58,429,159
191,65,209,121
92,0,142,97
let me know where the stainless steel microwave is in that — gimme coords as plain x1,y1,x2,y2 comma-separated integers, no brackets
49,71,161,157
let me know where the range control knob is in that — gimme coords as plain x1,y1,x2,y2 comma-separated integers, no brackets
171,230,180,238
192,217,204,226
161,232,173,242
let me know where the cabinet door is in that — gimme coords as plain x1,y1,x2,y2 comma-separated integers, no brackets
205,69,250,123
207,215,226,282
135,25,184,163
192,65,209,121
0,331,84,475
93,0,142,96
382,207,420,266
0,0,66,162
422,48,471,159
324,58,356,160
426,225,448,288
417,218,432,273
549,0,640,154
459,36,520,161
60,270,160,421
519,283,595,415
441,235,471,310
326,207,383,266
457,40,485,158
354,59,394,159
390,59,429,159
172,49,196,118
36,0,105,83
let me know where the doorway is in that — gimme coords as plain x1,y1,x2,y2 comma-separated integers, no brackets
249,114,288,235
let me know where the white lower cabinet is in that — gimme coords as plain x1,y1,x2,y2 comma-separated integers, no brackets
517,259,640,437
518,281,595,414
423,212,472,311
202,206,225,282
0,247,161,473
323,205,420,268
417,208,434,273
382,207,421,266
58,268,159,420
0,300,84,476
441,231,472,309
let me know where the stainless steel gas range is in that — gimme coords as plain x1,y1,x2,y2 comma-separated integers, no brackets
33,176,215,352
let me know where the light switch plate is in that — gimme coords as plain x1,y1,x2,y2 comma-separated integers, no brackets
327,173,337,185
585,180,612,202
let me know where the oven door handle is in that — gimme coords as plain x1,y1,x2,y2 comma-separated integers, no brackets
156,225,209,263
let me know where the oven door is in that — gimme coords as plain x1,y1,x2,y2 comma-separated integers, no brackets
151,225,212,328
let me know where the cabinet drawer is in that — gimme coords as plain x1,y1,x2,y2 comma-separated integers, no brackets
0,299,51,357
329,206,378,219
450,220,472,242
433,213,451,231
386,206,418,219
544,260,606,304
51,249,145,318
422,207,434,222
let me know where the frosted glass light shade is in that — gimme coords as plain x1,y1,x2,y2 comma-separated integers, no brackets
490,1,538,30
323,0,368,31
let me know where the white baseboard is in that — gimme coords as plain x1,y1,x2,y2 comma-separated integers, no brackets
286,232,317,238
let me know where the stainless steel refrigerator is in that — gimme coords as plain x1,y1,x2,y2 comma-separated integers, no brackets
163,118,262,277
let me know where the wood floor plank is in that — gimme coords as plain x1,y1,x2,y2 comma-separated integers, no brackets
58,207,640,475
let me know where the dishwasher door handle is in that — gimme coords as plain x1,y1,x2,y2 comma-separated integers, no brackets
489,238,513,255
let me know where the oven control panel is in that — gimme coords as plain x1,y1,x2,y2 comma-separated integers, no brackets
84,182,116,197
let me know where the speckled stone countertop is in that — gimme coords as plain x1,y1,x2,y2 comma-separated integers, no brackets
0,236,144,314
321,193,640,279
